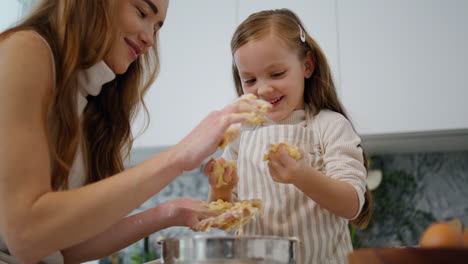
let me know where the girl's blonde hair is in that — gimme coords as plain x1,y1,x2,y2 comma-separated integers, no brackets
0,0,158,189
231,8,373,229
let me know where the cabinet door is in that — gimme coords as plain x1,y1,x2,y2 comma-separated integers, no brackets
337,0,468,135
238,0,340,93
133,0,238,147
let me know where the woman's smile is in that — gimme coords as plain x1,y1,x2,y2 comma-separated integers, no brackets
125,38,141,61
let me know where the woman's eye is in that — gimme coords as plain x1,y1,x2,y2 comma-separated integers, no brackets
137,8,146,18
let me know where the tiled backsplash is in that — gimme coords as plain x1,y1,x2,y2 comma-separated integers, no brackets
107,149,468,263
354,151,468,247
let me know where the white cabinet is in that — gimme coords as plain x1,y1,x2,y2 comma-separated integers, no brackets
336,0,468,153
337,0,468,135
237,0,341,93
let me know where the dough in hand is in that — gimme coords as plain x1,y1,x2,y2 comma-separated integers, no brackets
240,93,272,112
263,143,303,161
219,125,240,149
193,199,263,232
210,160,236,188
232,94,272,126
219,94,272,148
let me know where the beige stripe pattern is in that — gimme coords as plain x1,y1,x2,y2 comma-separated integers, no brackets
222,109,367,264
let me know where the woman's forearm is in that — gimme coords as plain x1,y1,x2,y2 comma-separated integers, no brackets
62,204,171,263
292,166,359,219
6,147,184,263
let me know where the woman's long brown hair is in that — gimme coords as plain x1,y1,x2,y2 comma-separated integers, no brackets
0,0,158,189
230,9,373,229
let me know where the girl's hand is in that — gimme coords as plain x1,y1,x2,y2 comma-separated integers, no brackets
157,198,216,228
266,143,306,184
203,157,238,193
173,98,266,172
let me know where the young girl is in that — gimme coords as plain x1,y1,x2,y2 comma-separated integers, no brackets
0,0,262,263
205,9,372,263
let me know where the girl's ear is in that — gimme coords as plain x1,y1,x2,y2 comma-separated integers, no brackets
303,51,314,78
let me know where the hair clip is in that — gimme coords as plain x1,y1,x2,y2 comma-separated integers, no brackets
298,24,306,43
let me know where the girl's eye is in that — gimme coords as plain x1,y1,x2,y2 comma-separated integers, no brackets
272,71,285,78
243,78,256,84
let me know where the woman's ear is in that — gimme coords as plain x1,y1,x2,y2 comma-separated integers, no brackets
303,51,314,78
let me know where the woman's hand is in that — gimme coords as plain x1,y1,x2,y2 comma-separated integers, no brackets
266,143,306,184
157,198,215,228
173,97,267,172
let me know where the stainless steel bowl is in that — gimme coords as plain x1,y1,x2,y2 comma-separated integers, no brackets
160,235,298,264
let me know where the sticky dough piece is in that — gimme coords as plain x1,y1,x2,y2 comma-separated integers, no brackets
219,125,240,149
263,143,303,161
219,94,271,148
211,160,236,188
194,199,263,232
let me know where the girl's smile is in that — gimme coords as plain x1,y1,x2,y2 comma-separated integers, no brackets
267,96,284,107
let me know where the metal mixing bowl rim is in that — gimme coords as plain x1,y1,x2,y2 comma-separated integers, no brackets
161,235,300,243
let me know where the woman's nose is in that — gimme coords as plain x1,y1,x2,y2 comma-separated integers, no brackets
139,28,155,49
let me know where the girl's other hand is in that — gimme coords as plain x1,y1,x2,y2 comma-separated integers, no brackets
266,143,306,184
203,157,238,193
157,198,215,228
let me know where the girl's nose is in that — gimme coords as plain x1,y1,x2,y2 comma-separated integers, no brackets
258,83,274,96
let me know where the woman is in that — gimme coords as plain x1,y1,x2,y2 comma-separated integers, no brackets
0,0,260,263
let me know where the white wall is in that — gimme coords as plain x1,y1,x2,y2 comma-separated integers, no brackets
132,0,239,147
0,1,21,32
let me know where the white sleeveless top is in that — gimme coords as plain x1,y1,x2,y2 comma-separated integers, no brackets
222,109,367,264
68,59,116,189
0,31,116,264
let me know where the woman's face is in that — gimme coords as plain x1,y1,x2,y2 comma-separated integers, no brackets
105,0,169,74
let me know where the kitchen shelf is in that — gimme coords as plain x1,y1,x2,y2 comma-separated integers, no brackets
361,128,468,155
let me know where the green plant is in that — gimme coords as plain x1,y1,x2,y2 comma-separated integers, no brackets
349,224,362,248
354,169,435,247
130,237,158,264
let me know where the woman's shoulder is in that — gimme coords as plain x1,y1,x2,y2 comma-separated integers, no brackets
0,30,55,88
1,30,50,49
0,30,54,66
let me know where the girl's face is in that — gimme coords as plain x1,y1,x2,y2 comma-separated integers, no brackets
234,34,313,121
105,0,169,74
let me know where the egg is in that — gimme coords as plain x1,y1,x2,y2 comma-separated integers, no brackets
419,221,464,248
